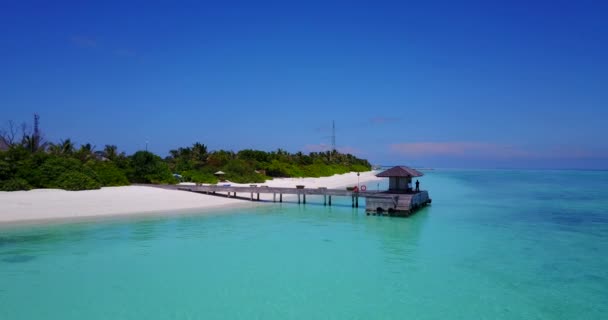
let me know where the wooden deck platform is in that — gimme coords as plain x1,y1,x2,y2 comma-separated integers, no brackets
171,184,431,217
365,190,431,216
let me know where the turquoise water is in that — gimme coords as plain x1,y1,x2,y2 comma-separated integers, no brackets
1,170,607,319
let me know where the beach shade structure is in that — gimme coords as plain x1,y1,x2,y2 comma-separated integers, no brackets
376,166,424,193
214,171,226,182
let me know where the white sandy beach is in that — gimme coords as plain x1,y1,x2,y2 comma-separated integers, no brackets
0,171,381,225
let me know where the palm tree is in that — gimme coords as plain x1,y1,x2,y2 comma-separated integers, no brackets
45,139,74,156
103,145,118,161
22,135,47,153
178,147,192,159
76,143,95,162
47,143,62,155
191,142,208,168
59,139,75,155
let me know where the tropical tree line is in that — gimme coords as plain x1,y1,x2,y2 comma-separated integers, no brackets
0,115,371,191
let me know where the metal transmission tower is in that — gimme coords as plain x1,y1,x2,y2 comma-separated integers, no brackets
331,120,336,152
33,114,40,139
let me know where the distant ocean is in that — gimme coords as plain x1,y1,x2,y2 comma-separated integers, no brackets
1,169,607,319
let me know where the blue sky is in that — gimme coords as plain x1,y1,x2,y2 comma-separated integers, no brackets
1,0,607,169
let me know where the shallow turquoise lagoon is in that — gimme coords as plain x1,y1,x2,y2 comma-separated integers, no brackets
1,170,607,319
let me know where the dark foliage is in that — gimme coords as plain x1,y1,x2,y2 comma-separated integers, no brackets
85,161,129,186
54,172,101,191
0,178,32,191
129,151,175,184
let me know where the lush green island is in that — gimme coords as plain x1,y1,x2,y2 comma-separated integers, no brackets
0,116,371,191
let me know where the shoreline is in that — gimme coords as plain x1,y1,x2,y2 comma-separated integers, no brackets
0,171,381,227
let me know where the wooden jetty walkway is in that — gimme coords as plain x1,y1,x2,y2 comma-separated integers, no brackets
150,166,432,217
174,183,431,216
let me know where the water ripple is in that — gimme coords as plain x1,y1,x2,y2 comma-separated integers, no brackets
2,254,36,264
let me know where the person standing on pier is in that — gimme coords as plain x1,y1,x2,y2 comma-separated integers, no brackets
415,180,420,192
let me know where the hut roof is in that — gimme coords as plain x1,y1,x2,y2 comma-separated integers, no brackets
376,166,424,178
214,171,225,175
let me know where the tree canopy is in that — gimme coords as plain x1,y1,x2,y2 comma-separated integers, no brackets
1,115,372,191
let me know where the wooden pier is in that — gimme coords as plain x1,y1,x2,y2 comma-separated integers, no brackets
175,184,431,216
151,166,432,217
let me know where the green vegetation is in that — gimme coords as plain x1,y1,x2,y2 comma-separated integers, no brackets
0,115,371,191
166,147,371,184
128,151,176,184
0,178,32,191
84,161,129,186
54,172,102,191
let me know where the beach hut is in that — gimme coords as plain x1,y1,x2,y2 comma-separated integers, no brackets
214,171,226,182
376,166,424,193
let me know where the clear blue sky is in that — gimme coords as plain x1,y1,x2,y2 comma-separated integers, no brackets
1,0,607,169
